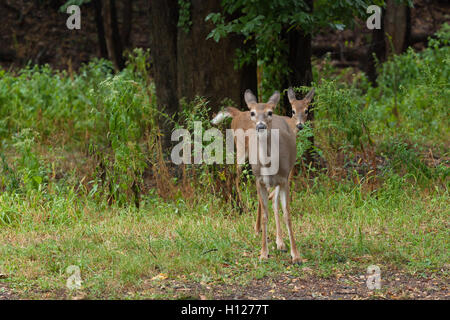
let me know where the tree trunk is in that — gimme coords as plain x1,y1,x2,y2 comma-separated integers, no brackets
148,0,257,151
93,0,108,59
366,14,385,85
121,0,133,49
384,0,410,55
366,1,411,84
148,0,179,149
282,0,314,166
102,0,125,71
176,0,257,113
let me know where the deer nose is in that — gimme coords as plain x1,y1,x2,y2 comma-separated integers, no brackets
296,123,304,130
256,123,267,131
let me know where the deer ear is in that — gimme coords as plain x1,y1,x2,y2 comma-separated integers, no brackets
267,91,280,107
244,89,257,108
304,88,315,103
287,87,297,103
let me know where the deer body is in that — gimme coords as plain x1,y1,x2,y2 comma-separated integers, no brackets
211,87,315,245
243,89,300,263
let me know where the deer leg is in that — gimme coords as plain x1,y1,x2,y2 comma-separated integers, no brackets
288,169,294,203
254,183,262,234
234,164,245,212
280,182,301,264
258,181,269,261
272,186,286,251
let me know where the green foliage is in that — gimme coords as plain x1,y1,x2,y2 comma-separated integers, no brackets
368,23,450,148
0,49,158,206
12,129,48,192
315,79,370,151
178,0,193,33
206,0,374,97
59,0,91,12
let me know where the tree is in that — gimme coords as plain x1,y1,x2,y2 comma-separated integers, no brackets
366,0,412,83
101,0,124,70
207,0,373,164
148,0,257,149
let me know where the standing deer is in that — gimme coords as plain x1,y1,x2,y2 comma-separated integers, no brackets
213,90,300,263
212,87,315,238
257,86,315,229
244,89,300,263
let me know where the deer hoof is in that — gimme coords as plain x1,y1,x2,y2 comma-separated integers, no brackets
292,257,303,266
259,253,269,261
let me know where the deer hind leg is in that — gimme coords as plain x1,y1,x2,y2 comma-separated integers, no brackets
272,186,287,251
254,183,262,234
280,182,301,264
234,164,246,213
257,181,269,261
288,169,294,203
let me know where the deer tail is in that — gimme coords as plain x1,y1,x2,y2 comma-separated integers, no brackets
211,106,240,125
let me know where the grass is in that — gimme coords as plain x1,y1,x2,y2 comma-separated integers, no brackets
0,177,447,299
0,26,449,299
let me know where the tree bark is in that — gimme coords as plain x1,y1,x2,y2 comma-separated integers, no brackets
366,14,385,85
148,0,179,149
384,0,410,55
102,0,125,71
366,1,411,84
148,0,257,150
93,0,108,59
121,0,133,49
176,0,257,113
282,0,314,166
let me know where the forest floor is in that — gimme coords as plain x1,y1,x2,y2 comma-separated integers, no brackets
1,270,448,300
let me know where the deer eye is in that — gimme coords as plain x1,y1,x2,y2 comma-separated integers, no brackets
267,110,273,116
292,110,296,115
305,109,309,115
250,111,255,117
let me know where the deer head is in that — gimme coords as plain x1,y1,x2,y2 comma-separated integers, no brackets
287,87,315,131
244,90,280,132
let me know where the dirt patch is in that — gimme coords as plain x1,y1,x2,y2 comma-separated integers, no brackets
0,283,17,300
147,271,449,300
3,271,448,300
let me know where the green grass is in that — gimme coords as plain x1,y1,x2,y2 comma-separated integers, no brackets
0,177,447,299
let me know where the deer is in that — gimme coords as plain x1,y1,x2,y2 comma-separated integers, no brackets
257,87,315,228
285,87,315,133
213,90,301,263
243,89,301,263
211,87,315,239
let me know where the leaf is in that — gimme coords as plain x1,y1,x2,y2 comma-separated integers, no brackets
151,273,168,281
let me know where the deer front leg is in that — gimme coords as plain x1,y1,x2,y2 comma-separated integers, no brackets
257,180,269,261
272,186,287,251
280,182,301,264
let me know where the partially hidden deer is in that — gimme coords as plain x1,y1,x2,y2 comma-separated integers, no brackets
213,90,301,263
